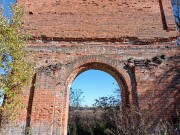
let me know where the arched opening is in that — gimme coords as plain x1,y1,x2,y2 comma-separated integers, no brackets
68,69,122,135
62,62,131,135
70,69,121,107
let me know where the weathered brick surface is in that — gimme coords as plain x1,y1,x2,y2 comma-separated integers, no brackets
1,0,179,135
18,0,178,41
135,54,180,127
6,43,178,135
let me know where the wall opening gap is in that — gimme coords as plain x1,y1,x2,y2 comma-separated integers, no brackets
68,69,122,135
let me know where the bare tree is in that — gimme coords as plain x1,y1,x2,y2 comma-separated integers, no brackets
69,88,84,110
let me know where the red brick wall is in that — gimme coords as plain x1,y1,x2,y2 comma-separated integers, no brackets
17,43,179,135
1,0,178,135
135,55,180,127
1,43,179,135
17,0,177,41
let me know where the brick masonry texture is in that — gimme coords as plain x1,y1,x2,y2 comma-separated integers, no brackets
18,0,178,41
2,43,179,135
1,0,179,135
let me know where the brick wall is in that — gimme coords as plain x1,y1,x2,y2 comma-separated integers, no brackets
17,0,177,41
4,42,178,135
1,0,179,135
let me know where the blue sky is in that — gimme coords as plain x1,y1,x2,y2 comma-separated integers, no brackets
0,0,16,17
71,70,119,107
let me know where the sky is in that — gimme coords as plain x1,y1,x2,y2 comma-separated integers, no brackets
172,0,180,29
0,0,16,17
71,70,120,107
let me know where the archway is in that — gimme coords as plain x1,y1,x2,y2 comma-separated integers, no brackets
70,69,121,107
68,69,122,135
62,62,132,135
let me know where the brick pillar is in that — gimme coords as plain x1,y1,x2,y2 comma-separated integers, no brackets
27,64,63,135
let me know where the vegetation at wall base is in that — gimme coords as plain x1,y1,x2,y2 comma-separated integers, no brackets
68,93,180,135
68,107,180,135
0,5,33,123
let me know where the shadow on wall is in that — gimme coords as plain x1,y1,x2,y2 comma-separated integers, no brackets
140,56,180,133
25,74,36,134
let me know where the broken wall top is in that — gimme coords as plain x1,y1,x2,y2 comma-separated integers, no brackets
18,0,178,42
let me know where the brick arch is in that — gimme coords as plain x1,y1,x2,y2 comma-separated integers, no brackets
61,56,133,135
64,55,131,89
67,62,130,106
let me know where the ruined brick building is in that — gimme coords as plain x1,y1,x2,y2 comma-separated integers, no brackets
2,0,180,135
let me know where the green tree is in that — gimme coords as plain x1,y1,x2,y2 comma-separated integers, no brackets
0,4,33,122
